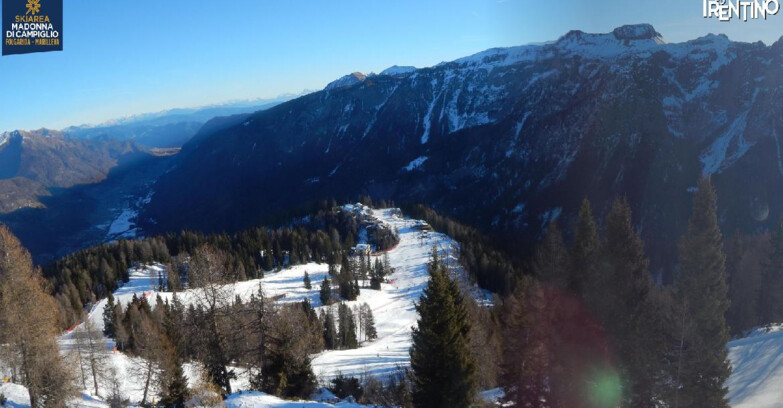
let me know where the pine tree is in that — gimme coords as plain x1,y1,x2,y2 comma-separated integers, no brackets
337,303,358,349
303,271,312,290
383,252,393,277
598,197,662,407
338,255,360,300
759,218,783,324
160,359,189,408
531,222,569,289
103,293,116,338
500,280,548,407
671,177,731,408
320,277,332,306
569,198,599,295
410,251,476,408
322,309,338,349
361,303,377,341
262,305,317,398
370,263,383,290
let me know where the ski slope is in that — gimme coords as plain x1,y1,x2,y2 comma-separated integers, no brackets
311,208,462,380
12,205,779,407
0,206,467,407
727,325,783,408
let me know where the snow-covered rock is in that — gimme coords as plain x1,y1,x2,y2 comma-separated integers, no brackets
324,72,368,91
379,65,417,76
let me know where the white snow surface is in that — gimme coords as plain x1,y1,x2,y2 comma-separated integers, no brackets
312,209,466,380
379,65,416,76
726,325,783,407
403,156,428,171
2,207,471,407
0,132,10,148
224,391,367,408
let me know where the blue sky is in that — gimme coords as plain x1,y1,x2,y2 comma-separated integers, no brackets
1,0,782,132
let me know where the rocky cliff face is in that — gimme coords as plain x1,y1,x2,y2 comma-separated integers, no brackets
141,25,783,277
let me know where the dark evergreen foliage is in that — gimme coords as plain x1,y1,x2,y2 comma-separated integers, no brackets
670,178,731,408
303,271,312,290
402,204,522,294
410,249,476,408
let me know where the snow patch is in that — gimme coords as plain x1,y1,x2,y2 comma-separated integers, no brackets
403,156,428,171
380,65,417,76
700,111,751,175
421,88,444,144
727,324,783,407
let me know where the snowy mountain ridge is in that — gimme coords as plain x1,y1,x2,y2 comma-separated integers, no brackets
141,22,783,282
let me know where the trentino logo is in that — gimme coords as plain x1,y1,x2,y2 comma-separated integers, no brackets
703,0,781,21
3,0,63,56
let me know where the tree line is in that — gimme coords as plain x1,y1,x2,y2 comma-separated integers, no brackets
0,182,758,407
402,203,523,295
497,177,731,407
96,243,381,405
403,178,734,408
44,206,399,329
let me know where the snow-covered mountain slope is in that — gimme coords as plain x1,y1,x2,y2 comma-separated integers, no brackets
143,24,783,280
324,72,368,91
726,325,783,407
1,207,473,407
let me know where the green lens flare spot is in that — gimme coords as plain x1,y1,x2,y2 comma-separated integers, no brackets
589,372,622,407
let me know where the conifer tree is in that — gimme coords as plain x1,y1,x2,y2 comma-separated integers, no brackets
500,280,548,407
569,198,599,295
322,309,338,349
370,262,383,290
338,255,360,300
160,359,189,408
103,293,116,338
531,222,568,289
337,303,358,349
303,271,312,290
383,252,393,276
320,277,332,305
262,305,317,398
759,218,783,324
410,250,476,408
671,177,731,408
598,197,662,407
361,303,378,341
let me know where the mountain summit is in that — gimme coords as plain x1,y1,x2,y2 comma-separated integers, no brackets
139,25,783,279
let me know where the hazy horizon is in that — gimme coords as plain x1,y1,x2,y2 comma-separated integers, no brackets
1,0,782,133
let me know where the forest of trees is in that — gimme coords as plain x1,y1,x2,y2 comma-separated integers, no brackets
45,206,399,329
497,178,732,407
4,181,783,407
94,243,384,404
402,203,523,294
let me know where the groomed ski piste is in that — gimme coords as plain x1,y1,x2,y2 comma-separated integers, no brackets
726,325,783,408
1,206,491,407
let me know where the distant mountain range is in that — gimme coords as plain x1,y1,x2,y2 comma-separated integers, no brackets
63,93,306,148
3,24,783,277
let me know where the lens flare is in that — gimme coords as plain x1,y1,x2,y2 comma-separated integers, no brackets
588,370,622,408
